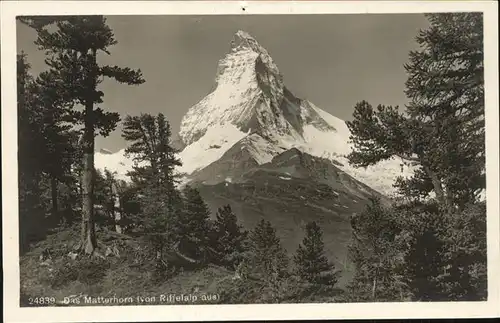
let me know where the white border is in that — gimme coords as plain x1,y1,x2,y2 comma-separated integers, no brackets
2,1,499,322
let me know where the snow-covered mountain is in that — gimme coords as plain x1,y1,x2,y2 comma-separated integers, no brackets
95,30,414,196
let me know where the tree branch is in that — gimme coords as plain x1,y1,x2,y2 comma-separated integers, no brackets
100,65,145,85
395,154,421,163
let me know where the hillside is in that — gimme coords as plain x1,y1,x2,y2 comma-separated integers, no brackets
20,225,346,306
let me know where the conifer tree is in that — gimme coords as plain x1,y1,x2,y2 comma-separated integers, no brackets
32,70,77,222
212,204,249,269
123,113,181,198
347,198,407,301
177,186,212,262
438,202,487,301
345,13,485,301
17,53,44,253
394,201,446,301
346,13,484,213
122,113,182,263
294,221,339,287
18,53,80,228
249,219,289,279
21,16,145,254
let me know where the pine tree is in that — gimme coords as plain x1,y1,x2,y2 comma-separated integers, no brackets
439,202,487,300
212,204,249,269
18,52,80,231
122,113,182,264
294,221,339,287
347,198,408,301
31,70,77,223
394,202,447,301
249,219,289,279
346,13,484,213
21,16,145,254
344,13,485,301
59,130,85,226
17,53,44,253
122,113,181,197
403,13,484,211
177,186,212,262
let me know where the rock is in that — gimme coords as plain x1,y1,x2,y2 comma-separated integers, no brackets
113,246,120,258
68,251,78,260
40,259,53,267
105,246,121,258
39,248,52,261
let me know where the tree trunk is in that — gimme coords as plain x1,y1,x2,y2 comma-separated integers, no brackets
423,165,444,203
112,183,122,234
50,176,59,222
422,164,452,213
372,276,377,300
80,49,97,255
81,123,96,254
372,267,378,300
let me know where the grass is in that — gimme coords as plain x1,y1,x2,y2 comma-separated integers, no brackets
19,225,248,306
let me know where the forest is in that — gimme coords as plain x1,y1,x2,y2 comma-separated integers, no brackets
18,13,486,305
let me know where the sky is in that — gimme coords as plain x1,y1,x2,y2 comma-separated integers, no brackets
17,14,429,152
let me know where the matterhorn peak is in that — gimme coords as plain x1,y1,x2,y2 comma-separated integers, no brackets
231,30,267,54
179,30,286,147
229,30,281,78
235,30,254,40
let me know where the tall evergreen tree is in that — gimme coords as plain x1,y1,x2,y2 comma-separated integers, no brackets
122,113,182,262
177,186,212,262
123,113,181,199
438,202,487,300
346,13,484,213
294,221,339,287
212,204,249,269
17,53,44,253
18,53,80,230
345,12,486,302
347,198,408,301
394,201,447,301
249,219,289,279
32,70,77,222
21,16,145,254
